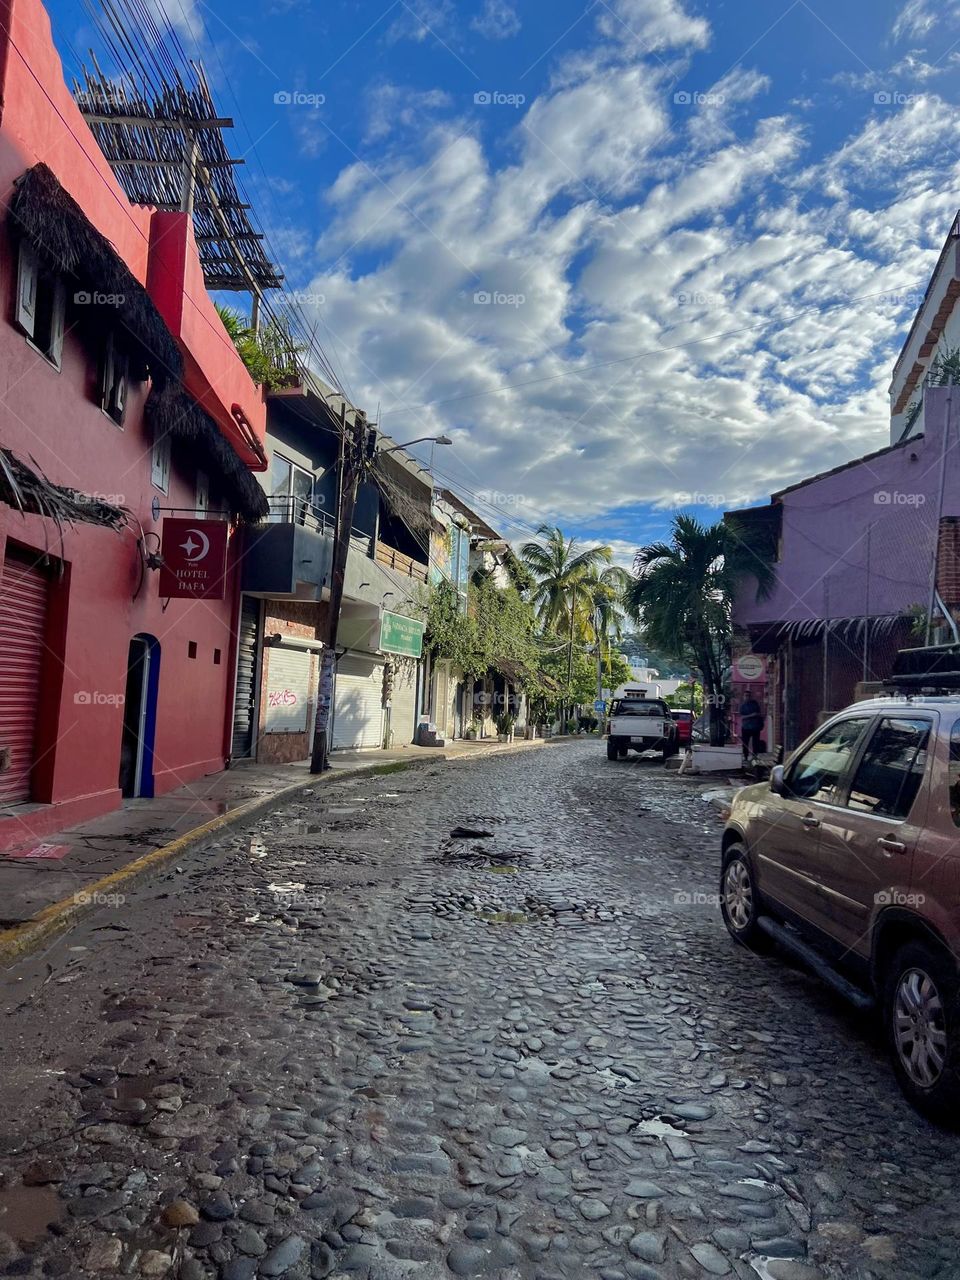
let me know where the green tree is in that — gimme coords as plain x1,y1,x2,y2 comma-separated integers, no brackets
584,564,631,701
520,524,613,719
626,514,774,744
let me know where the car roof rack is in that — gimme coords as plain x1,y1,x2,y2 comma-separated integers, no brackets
884,643,960,693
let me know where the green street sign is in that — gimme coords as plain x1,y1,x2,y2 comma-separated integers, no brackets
380,610,425,658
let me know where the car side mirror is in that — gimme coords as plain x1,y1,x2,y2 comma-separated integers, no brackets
770,764,787,796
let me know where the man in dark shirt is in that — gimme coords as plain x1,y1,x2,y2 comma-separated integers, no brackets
740,694,764,763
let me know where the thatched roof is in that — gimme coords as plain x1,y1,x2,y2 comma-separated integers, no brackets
8,163,182,386
146,385,268,523
0,446,129,536
10,164,267,526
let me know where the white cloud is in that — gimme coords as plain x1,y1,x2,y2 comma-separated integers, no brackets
365,84,453,143
891,0,950,41
471,0,520,40
598,0,710,52
386,0,455,44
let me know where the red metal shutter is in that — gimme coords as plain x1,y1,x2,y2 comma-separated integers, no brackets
0,550,50,804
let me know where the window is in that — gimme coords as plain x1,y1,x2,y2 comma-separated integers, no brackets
611,699,670,717
268,452,315,524
786,716,871,804
847,717,931,820
151,433,171,494
15,243,65,369
196,470,209,518
99,331,128,426
948,720,960,828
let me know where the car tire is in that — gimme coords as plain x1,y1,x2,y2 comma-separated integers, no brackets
720,843,770,952
662,740,678,762
618,744,629,758
606,738,618,760
883,940,960,1126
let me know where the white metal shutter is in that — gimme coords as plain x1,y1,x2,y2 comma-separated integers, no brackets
332,654,384,750
0,550,50,804
389,660,418,746
264,648,310,733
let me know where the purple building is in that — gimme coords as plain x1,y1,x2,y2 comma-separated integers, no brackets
730,386,960,749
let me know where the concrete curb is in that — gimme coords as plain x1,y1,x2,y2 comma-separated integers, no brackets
0,738,558,968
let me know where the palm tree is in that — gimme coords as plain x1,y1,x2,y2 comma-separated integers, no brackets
626,514,774,744
584,565,631,700
521,524,612,722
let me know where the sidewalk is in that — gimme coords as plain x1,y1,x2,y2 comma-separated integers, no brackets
0,735,558,960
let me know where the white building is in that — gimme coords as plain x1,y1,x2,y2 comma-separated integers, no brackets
889,213,960,444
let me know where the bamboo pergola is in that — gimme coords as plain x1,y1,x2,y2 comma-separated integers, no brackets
74,59,283,299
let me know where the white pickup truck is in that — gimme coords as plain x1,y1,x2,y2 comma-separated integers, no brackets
606,694,679,762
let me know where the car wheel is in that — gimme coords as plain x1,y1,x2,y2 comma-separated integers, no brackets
884,940,960,1126
720,844,769,951
618,745,629,758
606,738,618,760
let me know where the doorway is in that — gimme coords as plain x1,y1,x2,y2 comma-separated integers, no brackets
119,634,159,798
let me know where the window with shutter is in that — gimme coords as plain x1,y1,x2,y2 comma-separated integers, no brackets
99,331,128,425
151,433,171,493
15,244,65,369
15,243,38,337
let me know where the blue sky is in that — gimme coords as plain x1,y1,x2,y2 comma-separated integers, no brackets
47,0,960,561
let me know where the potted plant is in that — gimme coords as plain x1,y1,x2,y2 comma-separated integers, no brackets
495,711,516,742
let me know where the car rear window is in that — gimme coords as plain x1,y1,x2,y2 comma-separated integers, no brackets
949,719,960,828
847,717,930,820
611,700,668,717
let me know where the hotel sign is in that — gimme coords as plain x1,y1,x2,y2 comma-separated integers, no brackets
159,518,229,600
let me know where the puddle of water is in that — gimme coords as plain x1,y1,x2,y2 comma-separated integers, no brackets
0,1185,63,1243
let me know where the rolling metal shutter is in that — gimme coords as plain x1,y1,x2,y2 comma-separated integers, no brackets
264,647,310,733
0,550,49,805
332,653,384,750
231,596,260,759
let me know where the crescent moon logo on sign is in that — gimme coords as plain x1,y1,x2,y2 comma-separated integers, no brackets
180,528,211,562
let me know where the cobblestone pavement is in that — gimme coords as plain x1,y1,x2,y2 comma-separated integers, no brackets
1,742,959,1280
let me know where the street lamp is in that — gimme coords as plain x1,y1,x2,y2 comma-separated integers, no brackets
379,434,452,455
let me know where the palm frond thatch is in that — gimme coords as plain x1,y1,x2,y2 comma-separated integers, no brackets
0,446,129,534
145,385,268,524
8,163,182,387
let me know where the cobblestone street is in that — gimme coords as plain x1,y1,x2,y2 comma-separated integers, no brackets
1,742,959,1280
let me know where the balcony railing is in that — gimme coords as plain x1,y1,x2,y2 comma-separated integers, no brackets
266,494,333,534
375,539,429,582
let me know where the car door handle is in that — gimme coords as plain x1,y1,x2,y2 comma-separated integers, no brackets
877,836,906,855
801,814,820,829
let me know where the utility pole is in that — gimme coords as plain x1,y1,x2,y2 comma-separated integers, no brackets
310,408,370,773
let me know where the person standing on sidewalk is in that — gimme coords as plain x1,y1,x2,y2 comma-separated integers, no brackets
739,692,764,763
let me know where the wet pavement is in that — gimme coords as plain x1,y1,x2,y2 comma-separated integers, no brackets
0,741,958,1280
